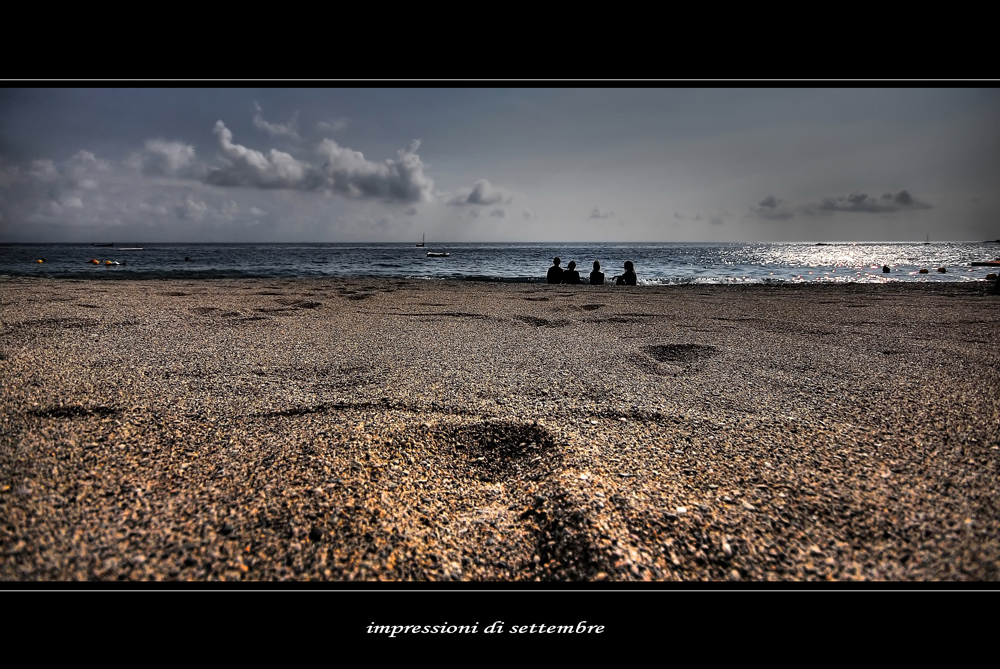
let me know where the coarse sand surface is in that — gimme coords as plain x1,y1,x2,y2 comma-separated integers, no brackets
2,277,998,582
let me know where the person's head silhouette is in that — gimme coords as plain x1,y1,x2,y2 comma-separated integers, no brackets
567,261,576,271
593,260,601,271
553,257,561,266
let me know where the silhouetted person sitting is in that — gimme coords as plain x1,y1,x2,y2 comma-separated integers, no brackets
547,257,563,284
562,260,582,284
589,260,604,285
615,260,637,286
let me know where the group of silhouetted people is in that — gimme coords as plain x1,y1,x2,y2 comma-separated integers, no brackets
547,257,636,285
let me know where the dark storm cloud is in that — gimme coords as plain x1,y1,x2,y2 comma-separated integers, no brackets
752,190,931,220
749,194,795,220
448,179,513,206
810,189,931,214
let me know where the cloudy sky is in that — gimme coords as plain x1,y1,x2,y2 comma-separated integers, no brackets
1,87,997,243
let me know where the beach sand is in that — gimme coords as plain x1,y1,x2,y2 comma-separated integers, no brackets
1,277,998,581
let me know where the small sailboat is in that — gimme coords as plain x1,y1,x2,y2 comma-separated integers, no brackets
416,233,425,247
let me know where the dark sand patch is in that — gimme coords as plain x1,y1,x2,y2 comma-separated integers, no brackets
516,315,572,327
646,344,719,363
439,421,559,484
28,405,119,419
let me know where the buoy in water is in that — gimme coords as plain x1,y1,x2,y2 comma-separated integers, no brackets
90,259,99,264
36,259,43,263
882,265,890,273
937,267,946,273
918,268,929,274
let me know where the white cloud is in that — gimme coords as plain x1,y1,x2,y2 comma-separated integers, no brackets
176,197,209,220
314,137,435,202
317,118,349,134
252,102,300,141
204,122,434,203
139,139,203,178
207,121,311,188
590,206,614,219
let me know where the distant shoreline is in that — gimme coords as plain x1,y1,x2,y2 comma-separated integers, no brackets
2,274,997,294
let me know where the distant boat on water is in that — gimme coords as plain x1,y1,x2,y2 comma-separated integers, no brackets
924,235,930,245
416,233,425,247
91,243,113,247
427,252,450,258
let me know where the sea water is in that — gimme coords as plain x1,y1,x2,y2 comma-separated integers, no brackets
2,242,998,284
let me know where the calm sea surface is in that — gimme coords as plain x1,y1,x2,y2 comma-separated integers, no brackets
2,242,998,284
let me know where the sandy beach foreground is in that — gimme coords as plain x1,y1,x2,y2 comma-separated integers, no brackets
1,277,998,582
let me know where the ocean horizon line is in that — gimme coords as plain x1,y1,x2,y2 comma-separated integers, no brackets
3,239,998,246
